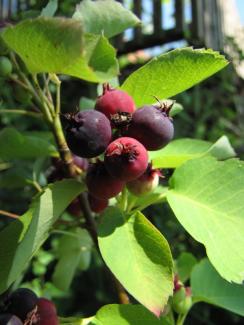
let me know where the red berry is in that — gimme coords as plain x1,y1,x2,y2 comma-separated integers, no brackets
104,137,148,182
37,298,59,325
65,110,112,158
86,161,124,200
95,84,135,123
123,104,174,150
127,164,161,196
88,194,108,213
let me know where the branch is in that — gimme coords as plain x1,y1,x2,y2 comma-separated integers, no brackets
0,210,19,219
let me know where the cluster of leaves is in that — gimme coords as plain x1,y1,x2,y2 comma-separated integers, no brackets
0,1,244,324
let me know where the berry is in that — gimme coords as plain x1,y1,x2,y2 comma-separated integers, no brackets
5,288,38,321
72,155,89,171
67,198,81,217
0,56,12,77
65,110,112,158
95,84,135,123
86,161,124,200
36,298,58,325
172,286,192,315
123,104,174,150
0,314,23,325
127,164,161,196
88,194,108,213
104,137,148,182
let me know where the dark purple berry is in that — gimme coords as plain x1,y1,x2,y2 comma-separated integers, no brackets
95,84,135,124
0,314,23,325
6,288,38,321
123,104,174,150
72,155,89,171
65,110,112,158
86,161,124,200
104,137,148,182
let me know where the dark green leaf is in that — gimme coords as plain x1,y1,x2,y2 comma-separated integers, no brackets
40,0,58,17
0,128,58,160
191,259,244,316
175,252,197,283
0,179,84,293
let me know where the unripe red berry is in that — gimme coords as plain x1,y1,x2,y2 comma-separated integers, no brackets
88,194,108,213
127,164,161,196
123,104,174,150
104,137,148,182
95,84,136,123
86,161,124,200
172,286,192,315
36,298,59,325
65,110,112,158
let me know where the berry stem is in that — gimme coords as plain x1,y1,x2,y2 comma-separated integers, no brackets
0,109,42,119
0,210,19,219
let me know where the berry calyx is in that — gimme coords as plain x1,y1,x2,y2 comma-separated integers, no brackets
86,161,124,200
65,110,112,158
127,164,161,196
88,194,108,213
5,288,38,322
95,84,136,124
36,298,59,325
123,104,174,150
104,137,148,182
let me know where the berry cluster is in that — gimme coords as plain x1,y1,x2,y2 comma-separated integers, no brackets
64,84,174,209
0,288,58,325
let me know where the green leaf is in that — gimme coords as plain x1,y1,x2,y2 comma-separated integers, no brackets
175,252,197,283
127,185,168,212
150,136,235,169
167,157,244,284
53,228,92,291
40,0,58,17
73,0,140,38
59,316,92,325
79,97,95,110
90,304,172,325
0,128,58,160
2,17,83,74
191,259,244,316
0,179,84,293
98,207,173,316
62,33,119,82
121,48,228,106
207,135,236,160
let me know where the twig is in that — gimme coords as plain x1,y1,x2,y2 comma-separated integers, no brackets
0,210,19,219
0,109,42,119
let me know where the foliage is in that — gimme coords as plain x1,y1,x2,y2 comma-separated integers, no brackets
0,1,243,324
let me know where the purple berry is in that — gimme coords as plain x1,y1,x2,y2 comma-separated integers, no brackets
5,288,38,321
123,104,174,150
65,110,112,158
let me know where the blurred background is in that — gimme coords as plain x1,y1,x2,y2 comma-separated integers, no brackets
0,1,243,324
